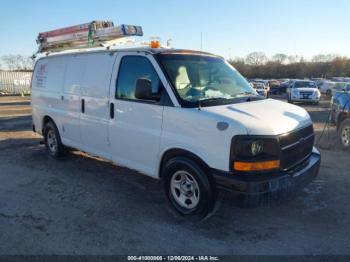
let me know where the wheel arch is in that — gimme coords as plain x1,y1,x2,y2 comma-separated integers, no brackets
158,148,210,179
42,115,56,133
337,113,350,130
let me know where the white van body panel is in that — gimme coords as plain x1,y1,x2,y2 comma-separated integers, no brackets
108,52,167,177
158,99,312,173
32,49,314,178
78,52,116,159
31,56,66,135
160,107,247,173
203,99,312,136
61,54,86,146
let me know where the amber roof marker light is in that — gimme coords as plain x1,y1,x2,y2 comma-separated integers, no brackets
150,37,161,48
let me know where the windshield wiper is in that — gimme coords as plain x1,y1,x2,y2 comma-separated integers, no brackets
233,92,257,97
201,97,228,102
197,97,228,109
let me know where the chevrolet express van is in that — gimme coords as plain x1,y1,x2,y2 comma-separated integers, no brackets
31,47,321,218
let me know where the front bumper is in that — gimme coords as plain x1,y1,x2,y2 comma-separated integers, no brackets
291,96,320,102
212,147,321,201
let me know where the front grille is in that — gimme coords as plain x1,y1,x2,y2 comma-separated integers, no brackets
279,125,314,170
300,92,313,96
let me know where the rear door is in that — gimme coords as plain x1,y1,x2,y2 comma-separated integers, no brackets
60,54,87,147
32,57,66,135
79,52,117,158
109,53,170,177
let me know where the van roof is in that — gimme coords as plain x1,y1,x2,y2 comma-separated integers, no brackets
35,45,220,59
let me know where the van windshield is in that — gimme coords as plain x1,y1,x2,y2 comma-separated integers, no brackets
156,54,257,104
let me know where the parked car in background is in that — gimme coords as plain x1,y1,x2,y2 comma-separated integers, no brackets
268,80,283,95
331,90,350,149
333,82,350,94
311,78,324,84
251,82,268,97
280,79,295,93
287,80,321,104
318,81,336,96
311,78,326,89
330,77,349,83
251,79,270,93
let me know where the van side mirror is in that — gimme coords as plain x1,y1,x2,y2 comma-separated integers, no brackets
135,78,161,101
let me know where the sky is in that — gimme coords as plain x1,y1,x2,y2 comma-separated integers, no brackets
0,0,349,59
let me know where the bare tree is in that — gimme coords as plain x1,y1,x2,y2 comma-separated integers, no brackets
287,55,303,64
312,54,327,63
14,55,25,70
272,53,288,64
1,55,17,71
21,56,35,70
1,54,34,71
245,52,267,65
228,56,245,64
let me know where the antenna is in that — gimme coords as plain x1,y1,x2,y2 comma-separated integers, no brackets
200,32,203,51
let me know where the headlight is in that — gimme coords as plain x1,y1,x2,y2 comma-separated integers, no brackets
251,140,264,156
231,136,280,172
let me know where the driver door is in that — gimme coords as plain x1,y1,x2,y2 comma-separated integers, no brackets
109,54,168,177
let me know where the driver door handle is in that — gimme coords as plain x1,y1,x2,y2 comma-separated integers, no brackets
81,99,85,113
110,102,114,119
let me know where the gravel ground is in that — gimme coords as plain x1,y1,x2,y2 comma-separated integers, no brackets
0,96,349,255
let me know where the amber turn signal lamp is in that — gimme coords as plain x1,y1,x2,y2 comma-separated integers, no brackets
234,160,280,171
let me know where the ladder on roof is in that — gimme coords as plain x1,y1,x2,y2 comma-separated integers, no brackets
36,20,143,53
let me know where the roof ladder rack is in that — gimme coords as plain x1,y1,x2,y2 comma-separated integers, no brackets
36,20,143,53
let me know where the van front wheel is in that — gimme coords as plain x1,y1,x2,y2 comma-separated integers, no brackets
44,121,66,158
162,157,216,219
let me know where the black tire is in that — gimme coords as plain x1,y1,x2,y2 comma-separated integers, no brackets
43,121,67,158
162,157,216,220
338,119,350,150
326,89,332,97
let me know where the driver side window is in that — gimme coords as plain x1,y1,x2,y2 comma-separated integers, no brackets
116,56,161,100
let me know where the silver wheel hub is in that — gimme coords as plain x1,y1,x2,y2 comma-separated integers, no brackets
170,171,200,209
341,126,350,147
47,129,58,153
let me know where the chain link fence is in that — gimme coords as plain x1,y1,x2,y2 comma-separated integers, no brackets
0,71,32,95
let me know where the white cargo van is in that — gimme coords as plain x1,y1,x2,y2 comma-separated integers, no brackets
31,47,321,218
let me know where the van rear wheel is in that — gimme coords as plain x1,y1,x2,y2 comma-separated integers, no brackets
162,157,216,220
44,121,66,158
